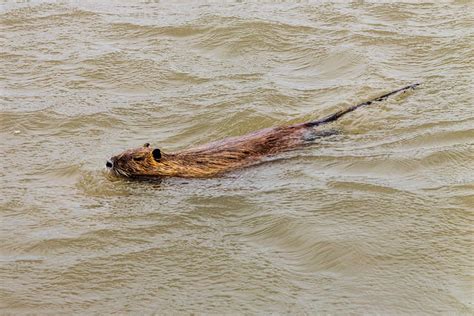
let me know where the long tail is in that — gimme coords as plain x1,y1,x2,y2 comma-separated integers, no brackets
304,83,420,128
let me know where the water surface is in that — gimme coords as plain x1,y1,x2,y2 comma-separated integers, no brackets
1,2,473,314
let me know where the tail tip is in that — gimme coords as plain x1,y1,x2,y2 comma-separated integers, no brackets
403,82,421,92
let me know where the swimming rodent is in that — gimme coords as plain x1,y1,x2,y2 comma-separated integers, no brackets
106,83,419,178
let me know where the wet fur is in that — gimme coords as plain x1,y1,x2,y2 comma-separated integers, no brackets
108,84,419,179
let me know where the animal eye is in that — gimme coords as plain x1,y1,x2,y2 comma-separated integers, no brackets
133,156,145,161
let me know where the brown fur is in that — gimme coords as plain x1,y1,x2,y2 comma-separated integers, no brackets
108,124,310,178
106,84,419,179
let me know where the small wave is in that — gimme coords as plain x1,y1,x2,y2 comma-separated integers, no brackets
106,22,210,39
242,216,373,274
76,171,132,197
1,3,97,27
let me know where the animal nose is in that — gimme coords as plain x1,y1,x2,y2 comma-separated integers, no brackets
106,160,113,168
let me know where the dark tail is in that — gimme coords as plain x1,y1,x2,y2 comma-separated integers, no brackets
304,83,420,128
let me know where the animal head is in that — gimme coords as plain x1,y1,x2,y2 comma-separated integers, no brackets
106,143,164,178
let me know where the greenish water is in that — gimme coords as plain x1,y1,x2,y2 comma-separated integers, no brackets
1,2,473,314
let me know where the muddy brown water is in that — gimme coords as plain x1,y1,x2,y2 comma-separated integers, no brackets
1,2,473,314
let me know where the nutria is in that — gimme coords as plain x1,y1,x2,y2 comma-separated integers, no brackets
106,83,419,178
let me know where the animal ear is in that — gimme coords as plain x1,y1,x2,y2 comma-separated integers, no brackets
152,148,161,161
143,143,150,148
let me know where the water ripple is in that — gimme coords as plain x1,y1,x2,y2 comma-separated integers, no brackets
1,1,472,314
